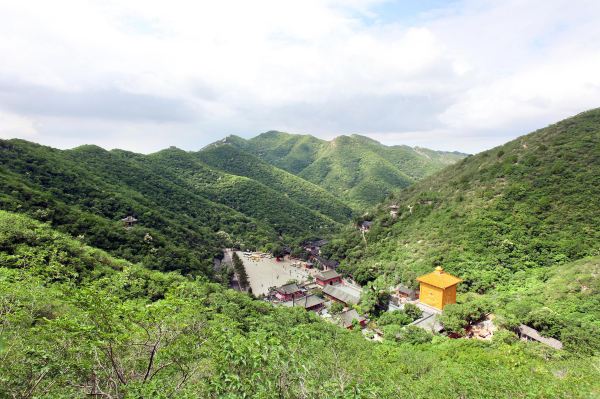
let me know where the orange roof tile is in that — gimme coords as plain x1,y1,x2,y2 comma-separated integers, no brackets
417,266,462,289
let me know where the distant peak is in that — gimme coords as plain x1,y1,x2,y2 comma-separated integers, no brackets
349,134,381,145
256,130,288,138
70,144,107,153
224,134,245,141
150,146,187,156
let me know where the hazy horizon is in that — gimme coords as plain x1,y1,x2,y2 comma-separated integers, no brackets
1,1,600,154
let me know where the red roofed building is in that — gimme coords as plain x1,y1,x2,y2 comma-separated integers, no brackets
336,309,367,330
315,269,342,286
275,283,303,301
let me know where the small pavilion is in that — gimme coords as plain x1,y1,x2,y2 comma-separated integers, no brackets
121,215,138,228
416,266,462,310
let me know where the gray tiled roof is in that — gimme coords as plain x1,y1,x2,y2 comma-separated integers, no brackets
322,285,360,305
316,269,341,280
396,284,416,296
283,295,325,309
337,309,366,328
277,283,300,294
518,324,563,349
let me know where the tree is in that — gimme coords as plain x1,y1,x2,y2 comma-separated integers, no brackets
377,311,412,327
232,252,250,291
396,326,433,345
359,277,391,317
330,302,344,314
272,244,286,258
439,299,490,336
403,303,423,321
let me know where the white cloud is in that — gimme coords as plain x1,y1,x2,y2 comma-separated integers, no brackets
0,110,37,138
0,0,599,153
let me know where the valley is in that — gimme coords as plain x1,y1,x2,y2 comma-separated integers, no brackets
1,111,599,397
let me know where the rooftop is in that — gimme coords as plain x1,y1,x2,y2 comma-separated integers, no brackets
277,283,301,295
316,269,341,280
282,295,325,309
396,284,416,296
410,312,444,333
322,284,360,305
360,221,373,229
518,324,563,350
416,266,462,289
313,256,339,269
305,239,328,248
337,309,366,328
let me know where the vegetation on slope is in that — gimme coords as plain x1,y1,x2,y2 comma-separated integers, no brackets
322,109,600,352
144,147,341,238
1,210,598,398
298,135,415,208
0,138,349,278
225,131,325,174
0,140,234,277
196,143,353,223
229,131,466,208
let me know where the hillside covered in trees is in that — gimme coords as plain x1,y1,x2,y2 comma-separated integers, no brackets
224,131,467,208
322,109,600,352
0,138,354,278
0,130,464,278
1,210,598,398
1,111,599,397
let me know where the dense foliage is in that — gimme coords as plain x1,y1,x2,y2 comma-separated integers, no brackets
196,144,353,223
227,131,466,208
323,109,600,354
0,138,350,278
231,252,250,291
1,210,598,398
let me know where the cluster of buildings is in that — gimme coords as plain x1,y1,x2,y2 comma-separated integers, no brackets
266,265,464,333
241,251,274,262
265,267,365,330
303,240,340,270
268,263,563,349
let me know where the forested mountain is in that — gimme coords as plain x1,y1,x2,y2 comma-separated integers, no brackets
322,109,600,350
0,139,347,278
195,143,353,222
225,131,467,208
2,209,598,398
2,113,599,397
0,128,465,277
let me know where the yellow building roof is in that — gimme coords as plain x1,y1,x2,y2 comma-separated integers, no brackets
417,266,462,289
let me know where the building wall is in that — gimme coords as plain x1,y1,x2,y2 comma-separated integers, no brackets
316,277,342,286
275,291,302,301
442,284,457,308
419,282,444,309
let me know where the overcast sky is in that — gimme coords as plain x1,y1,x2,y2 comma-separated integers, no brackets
0,0,599,154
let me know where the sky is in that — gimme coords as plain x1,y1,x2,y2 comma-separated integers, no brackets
0,0,599,154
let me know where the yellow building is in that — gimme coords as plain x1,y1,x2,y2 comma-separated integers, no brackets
417,266,462,310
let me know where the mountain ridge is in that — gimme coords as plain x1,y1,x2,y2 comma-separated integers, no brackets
320,108,600,350
226,130,467,208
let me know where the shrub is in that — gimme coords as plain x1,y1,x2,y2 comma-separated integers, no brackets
330,302,344,314
403,303,423,321
395,326,433,345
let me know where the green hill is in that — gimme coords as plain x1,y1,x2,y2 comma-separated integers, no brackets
0,139,346,278
2,209,598,398
322,109,600,349
228,131,467,209
196,143,353,222
224,131,325,174
145,147,342,235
